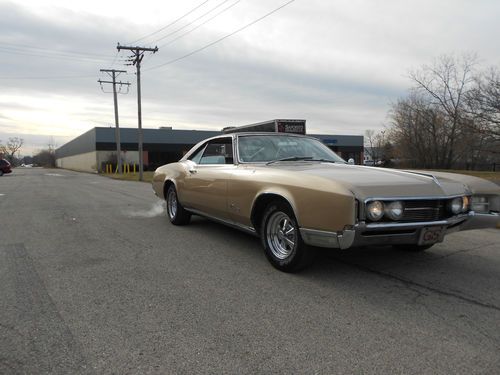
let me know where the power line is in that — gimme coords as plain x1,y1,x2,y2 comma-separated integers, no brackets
152,0,233,45
129,0,211,44
158,0,242,49
0,46,123,64
0,73,95,80
0,41,116,59
144,0,295,72
116,44,158,181
98,69,131,174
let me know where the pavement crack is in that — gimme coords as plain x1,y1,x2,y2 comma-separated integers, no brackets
423,242,497,261
333,257,500,312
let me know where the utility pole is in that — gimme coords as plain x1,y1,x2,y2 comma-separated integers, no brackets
116,43,158,181
98,69,130,174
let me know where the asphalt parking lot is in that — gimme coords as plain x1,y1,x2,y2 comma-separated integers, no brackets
1,168,499,374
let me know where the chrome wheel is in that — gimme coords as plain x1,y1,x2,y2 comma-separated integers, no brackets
167,187,178,220
266,211,297,260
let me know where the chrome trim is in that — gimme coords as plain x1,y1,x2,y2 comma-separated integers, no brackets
185,208,257,236
360,214,469,230
300,228,355,249
402,170,443,188
363,194,468,203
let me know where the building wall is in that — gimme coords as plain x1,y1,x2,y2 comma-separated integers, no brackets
56,151,98,172
96,151,140,172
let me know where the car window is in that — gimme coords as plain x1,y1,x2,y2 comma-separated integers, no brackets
188,144,207,164
238,135,345,163
199,138,234,165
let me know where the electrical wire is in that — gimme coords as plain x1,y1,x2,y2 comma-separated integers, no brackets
152,0,233,45
144,0,296,72
158,0,242,49
0,46,124,64
0,41,116,59
0,74,95,80
128,0,211,44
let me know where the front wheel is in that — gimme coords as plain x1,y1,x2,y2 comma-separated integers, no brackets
166,184,191,225
260,201,314,272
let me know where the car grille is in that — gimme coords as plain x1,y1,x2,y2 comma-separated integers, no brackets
401,200,446,222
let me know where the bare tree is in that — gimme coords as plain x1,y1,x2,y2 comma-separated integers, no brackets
364,129,391,165
467,67,500,140
2,137,24,164
0,140,6,158
408,54,477,168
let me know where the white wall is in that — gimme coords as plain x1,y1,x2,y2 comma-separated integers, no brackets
57,151,141,172
56,151,98,172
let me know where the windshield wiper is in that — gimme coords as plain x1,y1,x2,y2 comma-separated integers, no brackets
306,158,339,164
266,156,313,165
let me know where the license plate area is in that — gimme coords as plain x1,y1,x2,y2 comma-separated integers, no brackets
418,226,445,245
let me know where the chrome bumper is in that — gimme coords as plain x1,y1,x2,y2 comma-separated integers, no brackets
300,211,499,249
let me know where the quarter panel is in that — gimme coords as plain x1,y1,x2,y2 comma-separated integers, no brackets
227,165,355,231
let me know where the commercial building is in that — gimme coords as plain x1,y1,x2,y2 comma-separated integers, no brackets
55,123,363,172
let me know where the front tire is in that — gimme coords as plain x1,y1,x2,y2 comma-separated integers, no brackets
260,201,314,272
166,184,191,225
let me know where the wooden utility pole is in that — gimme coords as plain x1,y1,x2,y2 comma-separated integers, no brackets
98,69,130,174
116,43,158,181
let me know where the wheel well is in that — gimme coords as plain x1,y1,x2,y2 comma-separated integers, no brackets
251,194,294,233
163,180,174,199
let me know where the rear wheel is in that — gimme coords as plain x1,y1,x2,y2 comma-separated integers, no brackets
393,244,434,252
260,201,314,272
166,184,191,225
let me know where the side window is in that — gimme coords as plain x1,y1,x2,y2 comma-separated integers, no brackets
199,138,234,165
188,144,207,164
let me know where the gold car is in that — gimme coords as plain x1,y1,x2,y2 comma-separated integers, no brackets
152,133,500,272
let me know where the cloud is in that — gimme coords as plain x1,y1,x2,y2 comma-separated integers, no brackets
1,0,500,145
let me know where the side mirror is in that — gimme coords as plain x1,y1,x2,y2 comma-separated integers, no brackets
347,158,355,165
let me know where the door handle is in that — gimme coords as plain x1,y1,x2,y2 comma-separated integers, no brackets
189,168,197,174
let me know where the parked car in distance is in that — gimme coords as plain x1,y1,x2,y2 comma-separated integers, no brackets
0,158,12,176
152,133,500,272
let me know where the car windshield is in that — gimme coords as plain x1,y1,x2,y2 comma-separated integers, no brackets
238,134,346,163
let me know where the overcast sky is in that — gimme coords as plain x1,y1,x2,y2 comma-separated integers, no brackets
1,0,500,155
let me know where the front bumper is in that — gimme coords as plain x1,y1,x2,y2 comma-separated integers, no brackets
300,211,499,249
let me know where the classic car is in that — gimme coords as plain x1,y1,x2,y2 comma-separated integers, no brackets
152,132,500,272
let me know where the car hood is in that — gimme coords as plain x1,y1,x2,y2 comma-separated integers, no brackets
266,163,469,199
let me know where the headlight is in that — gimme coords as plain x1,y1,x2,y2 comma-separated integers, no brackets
366,201,384,221
471,196,489,213
449,197,463,215
385,201,404,220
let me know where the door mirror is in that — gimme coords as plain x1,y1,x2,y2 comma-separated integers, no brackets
347,158,355,165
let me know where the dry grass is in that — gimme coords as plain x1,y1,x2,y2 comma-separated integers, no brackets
426,169,500,181
101,171,155,183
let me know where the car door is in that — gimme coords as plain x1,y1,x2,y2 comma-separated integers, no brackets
182,137,236,220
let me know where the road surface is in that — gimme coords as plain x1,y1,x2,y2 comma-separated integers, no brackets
1,168,499,374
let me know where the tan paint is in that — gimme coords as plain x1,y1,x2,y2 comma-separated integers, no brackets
151,141,494,234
